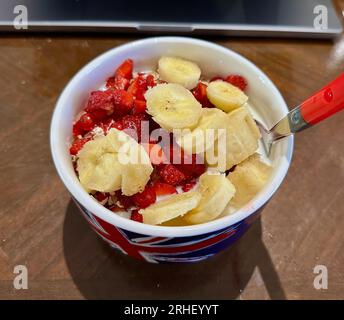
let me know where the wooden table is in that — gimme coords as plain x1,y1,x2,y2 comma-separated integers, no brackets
1,6,344,300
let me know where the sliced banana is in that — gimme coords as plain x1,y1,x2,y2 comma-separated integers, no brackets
77,128,153,195
206,107,261,171
78,144,122,193
145,83,202,131
160,216,190,227
158,56,201,89
206,80,248,112
184,173,236,224
227,154,272,209
175,108,228,154
141,190,201,225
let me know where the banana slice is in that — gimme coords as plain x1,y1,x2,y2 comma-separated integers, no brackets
78,144,122,193
158,56,201,89
77,128,153,195
184,173,236,224
206,107,261,171
160,216,190,227
206,80,248,112
141,190,201,225
145,83,202,131
176,108,228,154
227,154,272,209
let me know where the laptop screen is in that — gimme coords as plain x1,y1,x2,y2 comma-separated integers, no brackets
1,0,342,37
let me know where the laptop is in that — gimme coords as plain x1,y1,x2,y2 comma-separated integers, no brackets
1,0,342,38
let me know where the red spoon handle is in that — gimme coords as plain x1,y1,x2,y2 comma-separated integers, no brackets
300,73,344,125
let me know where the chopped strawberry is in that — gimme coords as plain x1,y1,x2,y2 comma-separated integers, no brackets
142,143,167,165
161,142,181,164
111,89,134,118
116,191,135,210
132,185,157,209
79,113,96,131
132,99,147,114
72,121,84,137
115,59,133,80
69,137,91,155
130,210,143,223
85,89,133,118
225,74,247,91
146,74,156,88
127,75,149,100
73,112,97,136
91,109,109,121
106,75,130,90
112,121,123,131
181,180,197,192
85,90,115,114
153,182,177,196
192,82,213,108
168,144,206,179
117,114,148,142
178,153,206,179
158,164,187,186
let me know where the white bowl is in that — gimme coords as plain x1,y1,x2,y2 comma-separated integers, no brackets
50,37,293,241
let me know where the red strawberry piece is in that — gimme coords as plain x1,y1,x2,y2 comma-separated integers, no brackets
79,113,96,131
115,191,135,210
111,121,123,131
85,90,115,114
149,167,164,184
118,114,148,142
69,137,91,155
73,113,96,137
85,89,133,118
132,185,157,209
146,74,156,87
153,182,177,196
182,180,197,192
179,153,206,179
210,76,224,82
161,142,181,164
115,59,133,80
106,75,130,90
158,164,187,186
72,120,84,137
91,109,109,122
130,210,143,223
127,75,149,100
135,76,149,100
225,74,247,91
142,143,167,165
192,82,213,108
132,99,147,114
111,89,134,118
169,145,206,179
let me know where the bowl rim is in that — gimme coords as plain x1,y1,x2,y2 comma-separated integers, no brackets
50,36,294,237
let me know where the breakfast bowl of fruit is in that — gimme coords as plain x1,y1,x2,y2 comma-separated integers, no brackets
50,37,293,263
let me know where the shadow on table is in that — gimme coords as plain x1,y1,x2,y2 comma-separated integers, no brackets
63,199,286,300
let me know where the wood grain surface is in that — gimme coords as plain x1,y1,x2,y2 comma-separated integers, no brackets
1,4,344,300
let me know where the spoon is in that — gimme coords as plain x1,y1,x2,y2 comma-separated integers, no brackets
256,73,344,155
